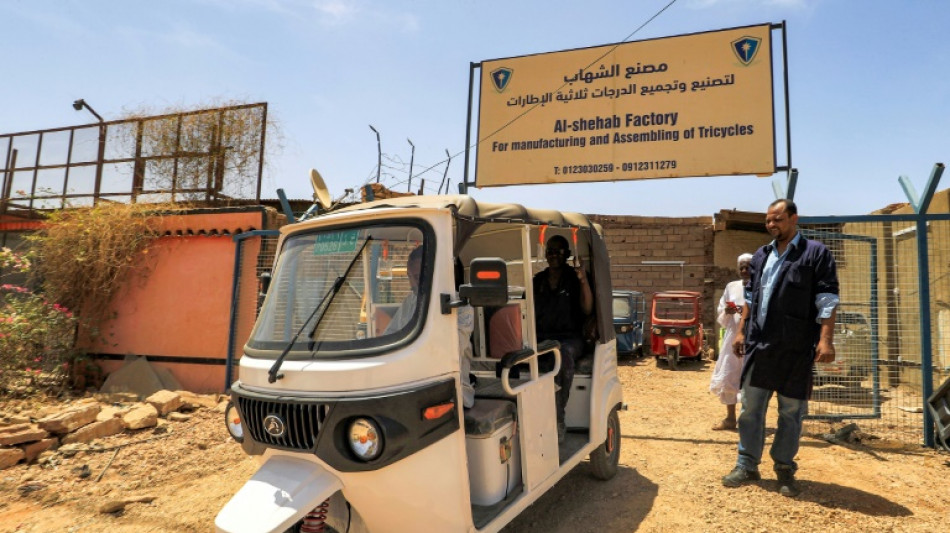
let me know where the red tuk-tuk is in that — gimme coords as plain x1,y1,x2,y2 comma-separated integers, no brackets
650,290,710,370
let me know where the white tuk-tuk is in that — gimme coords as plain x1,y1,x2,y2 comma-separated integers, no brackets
216,195,622,533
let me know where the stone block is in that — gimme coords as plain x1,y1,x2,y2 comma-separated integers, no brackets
175,391,219,411
61,417,126,445
37,404,100,434
0,424,50,446
0,414,31,425
96,405,130,422
167,412,192,422
21,438,57,463
146,390,183,416
123,404,159,430
0,447,25,469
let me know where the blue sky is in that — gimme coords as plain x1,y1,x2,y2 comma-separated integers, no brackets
2,0,948,217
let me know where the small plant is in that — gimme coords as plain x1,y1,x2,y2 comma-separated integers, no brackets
28,202,166,324
0,248,79,393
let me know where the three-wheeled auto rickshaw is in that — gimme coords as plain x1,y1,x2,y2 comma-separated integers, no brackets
650,290,709,370
612,290,646,358
216,195,622,533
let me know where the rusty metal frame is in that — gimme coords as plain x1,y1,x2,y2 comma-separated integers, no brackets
0,102,267,218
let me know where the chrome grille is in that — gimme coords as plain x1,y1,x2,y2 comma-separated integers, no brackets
238,397,330,451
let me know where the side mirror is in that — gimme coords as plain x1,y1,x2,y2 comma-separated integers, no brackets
259,271,272,297
458,258,508,307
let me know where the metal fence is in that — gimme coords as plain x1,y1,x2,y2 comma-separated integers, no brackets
799,212,950,448
0,102,267,217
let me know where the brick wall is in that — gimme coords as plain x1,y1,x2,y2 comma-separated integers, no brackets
590,214,718,353
590,214,711,292
589,213,770,355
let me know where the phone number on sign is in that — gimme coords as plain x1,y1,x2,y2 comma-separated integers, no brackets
622,160,677,171
554,163,614,175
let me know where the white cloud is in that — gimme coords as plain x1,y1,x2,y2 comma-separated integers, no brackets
314,0,359,24
162,25,229,51
113,23,247,65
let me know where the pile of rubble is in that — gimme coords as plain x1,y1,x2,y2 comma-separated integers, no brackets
0,389,227,470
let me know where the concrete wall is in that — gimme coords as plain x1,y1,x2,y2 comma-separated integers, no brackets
84,208,277,393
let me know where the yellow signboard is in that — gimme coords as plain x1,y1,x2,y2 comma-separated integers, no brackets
475,24,776,187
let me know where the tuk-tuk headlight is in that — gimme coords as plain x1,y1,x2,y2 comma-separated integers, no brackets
652,327,662,335
348,417,383,461
224,401,244,443
684,329,694,337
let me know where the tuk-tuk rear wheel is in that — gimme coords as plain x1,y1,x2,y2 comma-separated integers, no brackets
590,407,620,480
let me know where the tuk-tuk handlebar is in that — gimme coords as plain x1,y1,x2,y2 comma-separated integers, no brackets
498,340,561,396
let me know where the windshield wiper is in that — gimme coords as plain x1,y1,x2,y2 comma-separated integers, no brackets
268,237,372,383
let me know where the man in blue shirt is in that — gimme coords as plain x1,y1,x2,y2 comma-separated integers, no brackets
722,199,839,497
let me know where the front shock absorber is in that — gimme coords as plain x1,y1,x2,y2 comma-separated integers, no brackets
298,498,330,532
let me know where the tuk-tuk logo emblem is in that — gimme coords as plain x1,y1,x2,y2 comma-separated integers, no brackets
263,414,286,438
490,67,513,93
731,36,761,65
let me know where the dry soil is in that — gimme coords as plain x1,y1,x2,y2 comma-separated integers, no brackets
2,355,949,532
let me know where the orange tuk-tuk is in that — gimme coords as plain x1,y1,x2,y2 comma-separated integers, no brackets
649,290,710,370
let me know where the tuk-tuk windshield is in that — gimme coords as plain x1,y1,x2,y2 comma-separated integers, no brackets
246,223,430,357
652,298,698,323
612,296,632,319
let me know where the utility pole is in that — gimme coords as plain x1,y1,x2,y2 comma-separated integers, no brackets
407,138,415,192
369,125,381,183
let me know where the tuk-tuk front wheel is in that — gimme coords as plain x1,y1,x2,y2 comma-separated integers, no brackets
666,347,679,370
590,408,621,480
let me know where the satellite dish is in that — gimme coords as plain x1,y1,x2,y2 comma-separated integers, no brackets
309,168,332,209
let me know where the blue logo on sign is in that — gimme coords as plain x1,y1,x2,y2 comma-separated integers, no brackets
491,67,513,92
731,36,761,65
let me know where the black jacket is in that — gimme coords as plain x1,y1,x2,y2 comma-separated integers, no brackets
740,235,839,399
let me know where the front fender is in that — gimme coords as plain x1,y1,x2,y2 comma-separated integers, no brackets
215,454,342,533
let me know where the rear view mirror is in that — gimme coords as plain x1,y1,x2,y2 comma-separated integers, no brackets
256,271,272,311
459,258,508,307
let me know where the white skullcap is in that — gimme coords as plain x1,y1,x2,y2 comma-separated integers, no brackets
737,253,753,265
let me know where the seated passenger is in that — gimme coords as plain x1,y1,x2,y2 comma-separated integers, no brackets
533,235,592,440
384,246,423,335
384,249,476,409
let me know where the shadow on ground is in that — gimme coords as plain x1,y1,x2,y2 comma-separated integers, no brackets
765,479,913,517
499,464,658,533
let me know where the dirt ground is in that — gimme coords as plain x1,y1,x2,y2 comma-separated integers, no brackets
2,355,949,533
